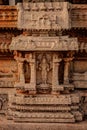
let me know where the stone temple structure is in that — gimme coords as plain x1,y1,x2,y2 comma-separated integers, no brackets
0,0,87,129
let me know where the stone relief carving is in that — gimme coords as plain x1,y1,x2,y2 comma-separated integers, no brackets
0,94,8,113
0,33,14,52
39,56,48,84
39,14,51,28
36,53,52,93
10,35,79,51
0,1,87,125
0,60,17,88
17,2,70,30
38,54,51,84
6,50,84,122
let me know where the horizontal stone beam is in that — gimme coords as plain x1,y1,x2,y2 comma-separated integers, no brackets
10,35,79,51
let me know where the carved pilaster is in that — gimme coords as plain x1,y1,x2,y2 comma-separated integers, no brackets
64,58,73,85
14,51,25,84
25,53,36,94
52,53,62,94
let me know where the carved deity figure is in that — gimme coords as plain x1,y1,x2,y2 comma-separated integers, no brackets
39,15,51,28
39,55,50,84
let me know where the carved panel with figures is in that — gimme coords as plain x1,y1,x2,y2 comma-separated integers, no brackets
17,2,70,30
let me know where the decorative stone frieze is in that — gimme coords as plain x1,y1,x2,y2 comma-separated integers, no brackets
17,2,70,30
10,35,78,51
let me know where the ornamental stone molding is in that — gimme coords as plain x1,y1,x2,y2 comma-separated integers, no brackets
0,6,17,28
10,35,78,51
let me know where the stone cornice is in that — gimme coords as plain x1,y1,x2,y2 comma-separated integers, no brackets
9,35,78,51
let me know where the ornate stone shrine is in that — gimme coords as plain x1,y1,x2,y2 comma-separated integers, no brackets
0,0,87,128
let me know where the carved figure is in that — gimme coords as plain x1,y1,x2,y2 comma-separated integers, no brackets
0,95,8,111
39,15,51,28
38,54,50,84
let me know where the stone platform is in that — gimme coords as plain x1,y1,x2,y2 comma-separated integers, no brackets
0,121,87,130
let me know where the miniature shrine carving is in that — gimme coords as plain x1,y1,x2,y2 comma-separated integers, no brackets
0,0,87,126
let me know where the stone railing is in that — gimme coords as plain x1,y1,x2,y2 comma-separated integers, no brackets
71,4,87,28
0,6,17,28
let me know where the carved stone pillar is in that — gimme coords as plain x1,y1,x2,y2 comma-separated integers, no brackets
52,53,62,94
64,58,73,85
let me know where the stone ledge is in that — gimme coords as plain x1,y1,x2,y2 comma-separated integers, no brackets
0,121,87,130
11,94,72,105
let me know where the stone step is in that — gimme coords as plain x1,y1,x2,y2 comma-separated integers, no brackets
13,117,75,123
